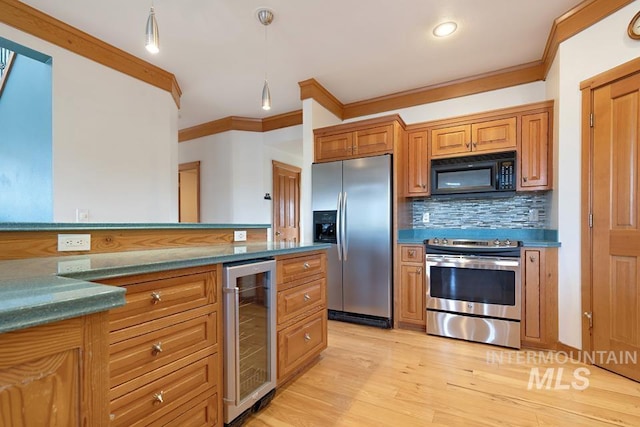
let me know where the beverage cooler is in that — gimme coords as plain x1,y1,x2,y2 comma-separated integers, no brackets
223,259,277,426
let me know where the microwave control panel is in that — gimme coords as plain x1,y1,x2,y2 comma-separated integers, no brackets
498,161,515,190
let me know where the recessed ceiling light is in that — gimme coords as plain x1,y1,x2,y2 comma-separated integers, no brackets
433,21,457,37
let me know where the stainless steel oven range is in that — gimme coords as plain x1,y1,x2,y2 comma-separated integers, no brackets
424,238,522,349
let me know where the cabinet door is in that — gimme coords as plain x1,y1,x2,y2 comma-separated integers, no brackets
431,124,471,157
315,132,353,162
521,248,558,349
406,131,430,196
520,112,550,190
354,125,394,157
471,117,517,153
0,349,80,426
399,264,425,325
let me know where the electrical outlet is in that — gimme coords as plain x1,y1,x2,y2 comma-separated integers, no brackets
57,258,91,274
234,230,247,242
57,234,91,251
234,246,247,254
75,208,89,223
422,212,430,223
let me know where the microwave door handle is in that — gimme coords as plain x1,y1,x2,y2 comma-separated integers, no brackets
336,192,342,261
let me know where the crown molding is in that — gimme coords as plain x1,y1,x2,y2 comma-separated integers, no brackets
0,0,181,107
178,110,303,142
298,78,344,119
342,61,544,120
541,0,634,77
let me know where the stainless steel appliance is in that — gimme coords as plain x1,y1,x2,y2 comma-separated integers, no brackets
223,259,277,426
425,238,521,348
431,151,516,196
312,155,392,328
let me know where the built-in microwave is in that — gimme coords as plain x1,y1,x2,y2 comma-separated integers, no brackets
430,151,516,196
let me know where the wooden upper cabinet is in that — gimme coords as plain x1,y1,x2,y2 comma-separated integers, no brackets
354,124,394,156
315,132,354,162
472,117,517,153
314,115,404,163
519,112,551,190
431,118,516,158
431,124,471,157
406,130,430,196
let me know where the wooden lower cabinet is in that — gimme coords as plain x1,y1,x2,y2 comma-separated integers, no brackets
0,314,110,426
99,265,222,426
275,251,328,385
521,247,558,349
397,245,426,328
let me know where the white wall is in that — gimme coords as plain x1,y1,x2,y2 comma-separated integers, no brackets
178,125,304,227
550,0,640,348
345,81,548,125
0,23,179,223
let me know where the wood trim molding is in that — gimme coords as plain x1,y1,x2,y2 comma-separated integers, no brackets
179,110,303,142
580,86,593,354
580,56,640,89
263,110,303,132
541,0,634,77
0,49,14,98
298,78,344,119
0,0,181,107
342,62,544,120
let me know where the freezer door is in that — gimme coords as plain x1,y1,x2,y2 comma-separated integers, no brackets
342,155,392,318
311,162,343,211
312,161,344,311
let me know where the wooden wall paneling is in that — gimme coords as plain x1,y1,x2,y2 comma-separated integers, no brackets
0,228,268,260
0,0,181,107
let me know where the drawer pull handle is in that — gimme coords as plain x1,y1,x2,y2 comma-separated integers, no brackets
409,250,416,257
153,391,164,404
465,142,470,148
150,292,162,304
523,176,528,182
303,262,310,269
304,293,311,302
304,332,311,342
152,342,163,355
530,256,536,263
417,267,422,274
472,142,477,147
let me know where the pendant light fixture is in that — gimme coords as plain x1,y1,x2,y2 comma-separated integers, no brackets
145,3,160,54
257,8,274,111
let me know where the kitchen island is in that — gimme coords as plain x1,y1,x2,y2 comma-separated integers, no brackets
0,226,329,427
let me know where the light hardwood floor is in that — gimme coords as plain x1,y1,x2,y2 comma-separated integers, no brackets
247,320,640,426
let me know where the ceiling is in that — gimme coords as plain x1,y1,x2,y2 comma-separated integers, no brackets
20,0,583,129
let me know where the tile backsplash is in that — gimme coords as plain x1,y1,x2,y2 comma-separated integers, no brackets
412,192,550,229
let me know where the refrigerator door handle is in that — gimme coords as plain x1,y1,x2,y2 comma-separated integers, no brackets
342,192,348,261
336,192,343,261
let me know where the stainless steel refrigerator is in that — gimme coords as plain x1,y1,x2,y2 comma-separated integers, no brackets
312,155,392,328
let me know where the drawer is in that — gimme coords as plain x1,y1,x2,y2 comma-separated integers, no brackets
401,245,424,263
109,270,216,331
278,310,327,380
110,308,217,388
147,393,218,427
110,353,218,427
277,279,326,325
277,253,325,285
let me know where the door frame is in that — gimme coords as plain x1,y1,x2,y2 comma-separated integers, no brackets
580,56,640,352
272,160,301,242
178,161,201,223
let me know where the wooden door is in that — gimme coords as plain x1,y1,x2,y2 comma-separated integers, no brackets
354,125,394,157
178,161,200,223
406,130,430,196
520,112,550,190
591,71,640,381
431,124,471,158
273,161,301,244
471,117,517,153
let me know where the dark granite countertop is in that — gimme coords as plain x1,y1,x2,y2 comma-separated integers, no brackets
0,242,330,334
